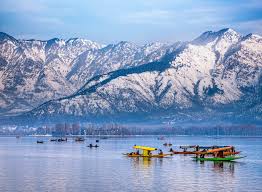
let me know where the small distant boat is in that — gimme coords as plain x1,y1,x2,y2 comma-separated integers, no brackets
163,143,172,146
87,144,99,148
96,140,99,143
50,138,58,142
58,138,67,142
37,140,44,144
75,137,85,142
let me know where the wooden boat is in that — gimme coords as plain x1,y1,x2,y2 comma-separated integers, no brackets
87,145,99,148
193,147,245,161
172,146,240,156
163,143,172,146
75,137,85,142
192,156,245,161
58,138,67,142
124,145,172,158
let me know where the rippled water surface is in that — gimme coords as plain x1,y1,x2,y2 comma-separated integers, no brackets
0,136,261,192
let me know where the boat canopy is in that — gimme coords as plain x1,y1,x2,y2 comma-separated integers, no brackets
199,146,229,149
179,145,197,149
196,146,233,154
133,146,157,151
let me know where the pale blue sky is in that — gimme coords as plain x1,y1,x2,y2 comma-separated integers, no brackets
0,0,261,44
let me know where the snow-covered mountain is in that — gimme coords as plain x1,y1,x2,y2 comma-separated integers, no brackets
0,32,173,116
21,28,262,124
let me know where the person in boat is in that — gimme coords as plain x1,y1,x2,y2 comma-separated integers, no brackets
169,148,173,152
196,145,200,152
159,149,163,155
217,151,224,158
200,149,207,158
89,144,93,148
135,150,140,155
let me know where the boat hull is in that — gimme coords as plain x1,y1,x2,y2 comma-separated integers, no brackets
192,156,245,161
123,153,172,158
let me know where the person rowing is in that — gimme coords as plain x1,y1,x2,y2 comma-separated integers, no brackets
200,149,207,158
169,148,173,152
159,149,163,155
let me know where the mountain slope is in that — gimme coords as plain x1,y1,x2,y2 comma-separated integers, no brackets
24,29,262,123
0,33,175,116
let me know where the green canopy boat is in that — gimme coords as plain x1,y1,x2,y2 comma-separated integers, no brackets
192,156,245,161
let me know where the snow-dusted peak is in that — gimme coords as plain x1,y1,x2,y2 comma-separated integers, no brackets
65,38,104,49
242,33,262,42
115,41,138,49
192,28,240,45
0,32,17,42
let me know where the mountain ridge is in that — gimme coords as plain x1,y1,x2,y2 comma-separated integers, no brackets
0,29,261,124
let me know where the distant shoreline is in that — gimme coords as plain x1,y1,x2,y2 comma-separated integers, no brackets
1,135,262,138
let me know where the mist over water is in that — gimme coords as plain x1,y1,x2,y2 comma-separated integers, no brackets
0,136,261,192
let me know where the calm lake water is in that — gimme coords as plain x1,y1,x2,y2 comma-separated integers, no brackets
0,136,261,192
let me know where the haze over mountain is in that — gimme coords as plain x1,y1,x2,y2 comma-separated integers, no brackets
0,28,261,124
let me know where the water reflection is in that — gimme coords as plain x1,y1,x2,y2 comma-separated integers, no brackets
0,136,261,192
197,160,236,175
129,157,152,168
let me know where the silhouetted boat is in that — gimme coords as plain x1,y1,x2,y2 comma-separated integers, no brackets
58,138,67,142
37,140,44,144
75,137,85,142
87,144,99,148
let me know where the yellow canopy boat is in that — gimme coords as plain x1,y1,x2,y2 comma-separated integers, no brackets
123,145,172,158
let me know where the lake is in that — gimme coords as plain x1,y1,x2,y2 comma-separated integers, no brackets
0,136,261,192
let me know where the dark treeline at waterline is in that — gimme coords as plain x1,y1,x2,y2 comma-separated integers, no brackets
1,123,262,136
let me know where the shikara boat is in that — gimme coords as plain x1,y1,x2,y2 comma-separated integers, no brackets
124,145,172,158
192,147,245,161
172,145,240,156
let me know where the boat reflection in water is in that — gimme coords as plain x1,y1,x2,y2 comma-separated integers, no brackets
198,160,236,175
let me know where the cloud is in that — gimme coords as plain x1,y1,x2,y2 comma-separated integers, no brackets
233,19,262,35
0,0,47,13
123,10,174,25
32,17,64,26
